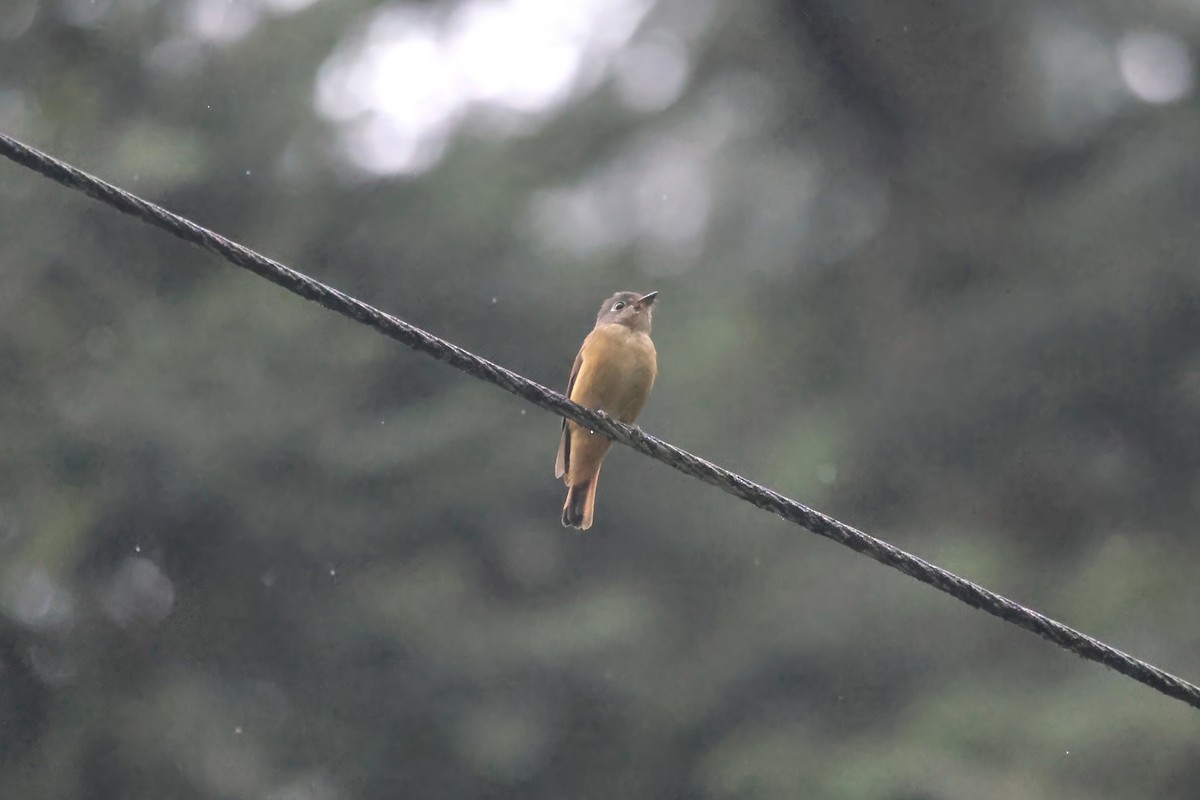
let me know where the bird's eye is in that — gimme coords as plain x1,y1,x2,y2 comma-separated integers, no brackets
612,301,627,311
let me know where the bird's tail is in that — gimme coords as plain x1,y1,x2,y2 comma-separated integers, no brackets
561,471,601,530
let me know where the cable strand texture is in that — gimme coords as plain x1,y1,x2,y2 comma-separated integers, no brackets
2,131,1197,711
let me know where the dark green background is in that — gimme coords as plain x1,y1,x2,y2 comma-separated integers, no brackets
3,0,1199,797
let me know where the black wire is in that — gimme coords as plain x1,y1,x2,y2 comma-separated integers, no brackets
3,131,1197,710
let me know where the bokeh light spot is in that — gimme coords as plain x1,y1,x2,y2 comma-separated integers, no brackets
1118,30,1193,105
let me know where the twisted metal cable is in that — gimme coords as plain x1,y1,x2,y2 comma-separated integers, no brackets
3,131,1197,710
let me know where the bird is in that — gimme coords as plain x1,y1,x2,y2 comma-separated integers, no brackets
555,290,659,530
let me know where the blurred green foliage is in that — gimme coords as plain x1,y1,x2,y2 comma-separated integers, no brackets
3,0,1200,797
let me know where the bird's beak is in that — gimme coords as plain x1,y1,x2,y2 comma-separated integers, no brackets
636,291,658,308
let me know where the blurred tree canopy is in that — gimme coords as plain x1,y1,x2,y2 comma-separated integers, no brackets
3,0,1200,797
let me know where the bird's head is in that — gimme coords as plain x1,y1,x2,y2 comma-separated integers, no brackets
595,290,657,333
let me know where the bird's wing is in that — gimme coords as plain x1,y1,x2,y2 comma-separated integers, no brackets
554,347,584,479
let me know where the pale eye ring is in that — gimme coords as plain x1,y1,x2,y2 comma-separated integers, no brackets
612,301,627,311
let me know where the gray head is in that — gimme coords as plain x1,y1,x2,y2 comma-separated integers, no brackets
595,290,658,333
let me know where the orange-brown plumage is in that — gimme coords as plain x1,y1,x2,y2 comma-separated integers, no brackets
556,291,658,530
